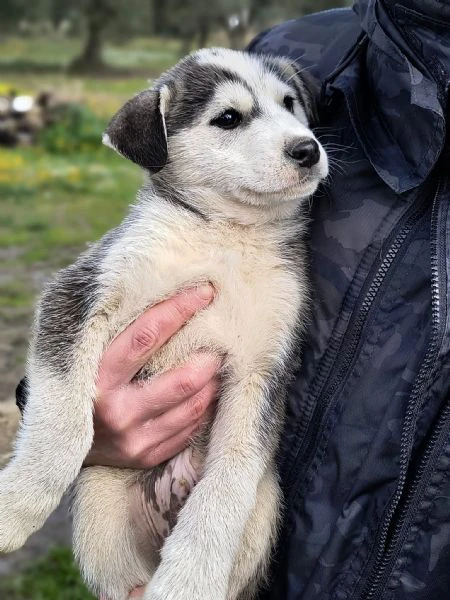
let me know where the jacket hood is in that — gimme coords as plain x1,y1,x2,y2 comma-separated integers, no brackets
326,0,449,193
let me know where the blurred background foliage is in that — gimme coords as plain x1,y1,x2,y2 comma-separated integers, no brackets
0,0,351,597
0,0,350,69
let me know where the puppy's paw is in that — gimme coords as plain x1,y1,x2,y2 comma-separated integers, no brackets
0,476,42,553
143,564,226,600
143,573,195,600
0,504,31,553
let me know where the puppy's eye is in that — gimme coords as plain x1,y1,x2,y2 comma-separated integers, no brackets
211,109,242,130
283,95,295,113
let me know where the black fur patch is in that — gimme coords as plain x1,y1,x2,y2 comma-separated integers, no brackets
140,182,208,220
296,70,320,125
165,190,209,220
34,233,115,374
105,90,168,172
162,57,256,135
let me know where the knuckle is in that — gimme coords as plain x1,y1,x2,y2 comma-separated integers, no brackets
102,403,132,435
112,418,130,436
178,373,198,398
188,394,205,422
123,440,141,462
131,325,159,354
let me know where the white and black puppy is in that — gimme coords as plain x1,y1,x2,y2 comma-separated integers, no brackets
0,48,328,600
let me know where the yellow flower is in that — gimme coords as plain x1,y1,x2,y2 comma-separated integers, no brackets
0,152,25,171
67,167,81,182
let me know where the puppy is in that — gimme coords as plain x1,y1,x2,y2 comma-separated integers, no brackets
0,48,328,600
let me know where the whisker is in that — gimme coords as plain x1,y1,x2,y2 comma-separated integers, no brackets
278,54,305,78
285,63,314,83
314,126,346,134
275,53,315,81
320,141,358,151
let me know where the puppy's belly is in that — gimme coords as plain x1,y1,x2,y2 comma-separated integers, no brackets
129,446,203,554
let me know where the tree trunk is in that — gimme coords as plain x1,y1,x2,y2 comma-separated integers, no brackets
68,0,114,74
151,0,167,35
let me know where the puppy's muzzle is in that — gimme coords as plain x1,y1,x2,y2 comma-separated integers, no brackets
286,138,320,169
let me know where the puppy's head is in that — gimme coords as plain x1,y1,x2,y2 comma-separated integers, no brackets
104,48,328,212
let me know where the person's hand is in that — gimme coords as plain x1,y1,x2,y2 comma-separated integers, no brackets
85,284,219,470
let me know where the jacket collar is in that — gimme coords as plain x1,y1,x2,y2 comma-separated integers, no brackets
324,0,448,193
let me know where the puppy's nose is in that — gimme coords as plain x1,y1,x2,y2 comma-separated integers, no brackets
287,139,320,168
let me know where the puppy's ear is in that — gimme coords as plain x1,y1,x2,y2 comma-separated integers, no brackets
102,85,170,173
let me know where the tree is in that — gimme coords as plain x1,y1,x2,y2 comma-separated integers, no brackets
162,0,270,54
68,0,118,73
150,0,168,36
0,0,53,34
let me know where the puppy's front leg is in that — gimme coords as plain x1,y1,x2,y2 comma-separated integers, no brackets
145,372,282,600
0,318,107,552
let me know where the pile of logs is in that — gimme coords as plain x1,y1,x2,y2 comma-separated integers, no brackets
0,91,64,147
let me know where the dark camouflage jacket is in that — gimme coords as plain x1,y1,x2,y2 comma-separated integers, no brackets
248,1,450,599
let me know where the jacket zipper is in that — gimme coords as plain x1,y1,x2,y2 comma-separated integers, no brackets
368,399,450,600
360,179,443,600
284,192,430,508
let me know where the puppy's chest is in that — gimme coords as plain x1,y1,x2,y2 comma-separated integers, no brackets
145,227,305,372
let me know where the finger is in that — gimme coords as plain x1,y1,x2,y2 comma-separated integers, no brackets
87,383,216,470
129,353,221,420
92,354,220,437
97,284,215,391
138,415,206,469
143,376,218,441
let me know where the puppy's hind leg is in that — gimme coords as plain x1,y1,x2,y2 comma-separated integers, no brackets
227,466,281,600
73,467,157,600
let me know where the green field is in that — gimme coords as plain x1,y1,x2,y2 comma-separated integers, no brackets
0,547,95,600
0,35,181,317
0,34,182,598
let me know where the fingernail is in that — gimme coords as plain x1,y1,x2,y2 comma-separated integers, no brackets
194,283,215,302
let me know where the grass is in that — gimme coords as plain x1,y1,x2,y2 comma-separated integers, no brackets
0,63,146,315
0,547,95,600
0,143,141,310
0,35,180,76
